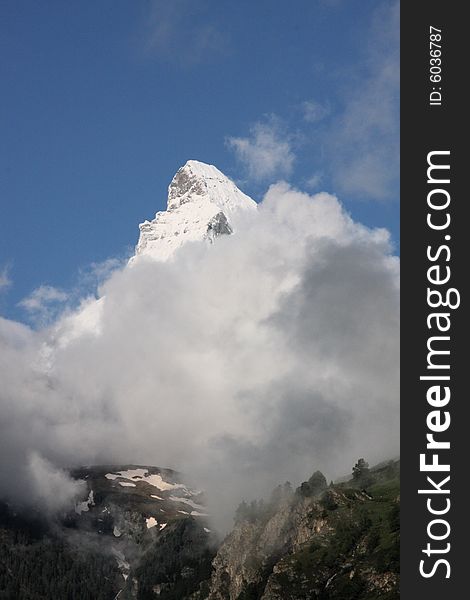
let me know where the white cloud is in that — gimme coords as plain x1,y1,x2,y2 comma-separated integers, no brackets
78,257,124,292
0,266,12,293
28,453,85,514
227,119,295,182
0,184,398,529
19,285,68,324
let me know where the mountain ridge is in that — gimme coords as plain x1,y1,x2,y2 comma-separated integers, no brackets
0,459,399,599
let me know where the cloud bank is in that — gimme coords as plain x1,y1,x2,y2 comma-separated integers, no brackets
0,183,399,528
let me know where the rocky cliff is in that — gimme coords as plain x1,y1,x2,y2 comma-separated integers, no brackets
196,461,400,600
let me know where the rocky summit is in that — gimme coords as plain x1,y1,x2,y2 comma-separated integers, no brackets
134,161,257,262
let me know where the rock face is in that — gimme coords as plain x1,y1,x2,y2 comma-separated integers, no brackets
200,460,400,600
134,160,257,262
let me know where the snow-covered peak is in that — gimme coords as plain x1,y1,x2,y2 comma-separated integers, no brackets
167,160,255,212
134,160,257,262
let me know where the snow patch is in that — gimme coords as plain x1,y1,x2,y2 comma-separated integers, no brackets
105,469,188,493
146,517,158,529
143,473,186,492
168,495,205,510
110,468,148,480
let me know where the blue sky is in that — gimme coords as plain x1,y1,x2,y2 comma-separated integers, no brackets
0,0,399,322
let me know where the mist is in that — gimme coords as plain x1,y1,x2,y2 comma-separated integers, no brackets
0,182,399,529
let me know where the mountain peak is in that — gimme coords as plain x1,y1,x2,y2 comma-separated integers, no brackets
134,161,257,262
167,160,233,210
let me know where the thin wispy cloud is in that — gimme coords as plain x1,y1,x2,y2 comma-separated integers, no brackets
18,285,68,325
77,257,125,292
305,173,323,190
301,100,330,123
0,266,12,293
227,117,295,183
142,0,228,65
228,1,399,202
17,258,125,328
325,0,399,200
